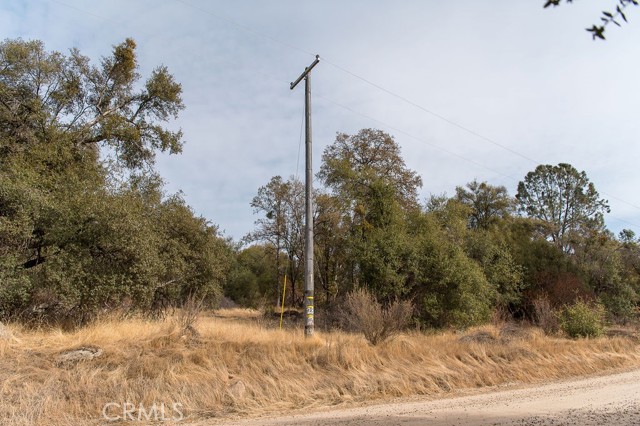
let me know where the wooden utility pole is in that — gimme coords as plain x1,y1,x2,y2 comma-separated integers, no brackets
290,55,320,337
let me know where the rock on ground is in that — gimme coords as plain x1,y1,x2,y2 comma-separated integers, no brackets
57,346,103,363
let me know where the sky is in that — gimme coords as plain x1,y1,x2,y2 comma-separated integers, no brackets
2,0,640,240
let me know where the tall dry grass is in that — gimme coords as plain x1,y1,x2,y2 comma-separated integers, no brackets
1,311,639,425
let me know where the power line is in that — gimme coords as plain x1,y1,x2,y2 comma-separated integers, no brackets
319,91,640,231
601,192,640,212
315,93,518,182
608,215,640,230
318,57,640,215
319,56,542,165
167,1,533,163
173,51,519,185
50,0,116,23
169,0,539,167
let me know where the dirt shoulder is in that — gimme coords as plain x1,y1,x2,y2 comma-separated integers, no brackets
206,368,640,426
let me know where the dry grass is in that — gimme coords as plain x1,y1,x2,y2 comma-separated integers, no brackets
344,287,413,345
1,313,640,425
211,308,262,320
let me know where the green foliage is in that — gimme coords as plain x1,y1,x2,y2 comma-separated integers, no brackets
412,214,494,328
224,245,277,308
0,38,184,170
243,131,640,330
559,300,605,338
424,197,470,246
465,231,525,308
245,175,305,306
151,194,230,312
318,128,422,209
0,255,31,317
315,129,423,304
244,130,640,330
617,230,640,313
502,217,593,315
351,180,416,302
574,230,637,322
455,180,513,230
0,38,226,325
516,163,609,254
599,283,637,323
314,193,348,303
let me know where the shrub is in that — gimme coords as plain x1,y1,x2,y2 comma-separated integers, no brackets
344,287,413,345
532,295,559,335
175,295,204,336
599,281,638,324
559,300,605,338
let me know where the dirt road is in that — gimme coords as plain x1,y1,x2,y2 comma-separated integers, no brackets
209,369,640,425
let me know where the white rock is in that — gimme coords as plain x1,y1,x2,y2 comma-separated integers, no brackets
0,322,11,340
228,380,246,399
57,346,103,363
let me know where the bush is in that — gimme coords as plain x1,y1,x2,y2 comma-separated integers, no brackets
532,295,559,335
413,228,494,328
559,300,605,338
344,287,413,345
599,281,638,324
175,295,204,336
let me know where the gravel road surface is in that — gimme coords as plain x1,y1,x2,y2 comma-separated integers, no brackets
208,369,640,425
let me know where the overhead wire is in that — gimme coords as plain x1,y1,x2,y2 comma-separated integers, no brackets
313,96,640,230
318,56,542,165
318,57,640,215
50,0,116,23
314,94,518,182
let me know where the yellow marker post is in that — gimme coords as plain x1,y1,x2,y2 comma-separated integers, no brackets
279,275,287,330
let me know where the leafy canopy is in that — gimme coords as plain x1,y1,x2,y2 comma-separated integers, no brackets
516,163,609,253
0,37,184,170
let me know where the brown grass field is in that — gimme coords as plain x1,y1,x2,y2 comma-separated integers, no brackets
1,309,640,425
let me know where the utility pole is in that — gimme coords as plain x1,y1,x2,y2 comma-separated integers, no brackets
290,55,320,337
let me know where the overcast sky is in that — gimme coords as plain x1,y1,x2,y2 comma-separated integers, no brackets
3,0,640,240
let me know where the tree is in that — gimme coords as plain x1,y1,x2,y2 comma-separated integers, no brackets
0,38,226,325
246,175,287,303
544,0,638,40
465,230,525,310
0,38,184,170
352,179,417,301
516,163,609,254
151,193,230,313
617,229,640,309
411,211,494,328
503,216,592,314
318,128,422,210
574,229,636,322
318,129,422,302
313,192,348,303
455,180,514,230
246,176,305,306
224,244,277,308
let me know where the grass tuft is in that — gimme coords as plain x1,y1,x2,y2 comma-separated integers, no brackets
1,312,640,425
